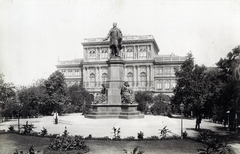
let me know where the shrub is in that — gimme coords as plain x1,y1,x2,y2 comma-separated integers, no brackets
14,145,35,154
62,126,69,138
197,130,231,154
123,146,145,154
197,138,231,154
41,127,48,136
146,136,159,140
93,136,111,141
21,121,36,134
197,130,213,143
124,136,135,141
8,125,15,132
137,131,144,140
182,131,188,139
48,135,90,153
85,134,92,140
112,127,121,140
159,126,171,138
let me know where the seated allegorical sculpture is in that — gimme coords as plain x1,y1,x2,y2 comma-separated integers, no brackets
121,81,135,104
94,84,107,104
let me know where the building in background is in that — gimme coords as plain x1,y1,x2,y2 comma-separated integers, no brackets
56,35,186,96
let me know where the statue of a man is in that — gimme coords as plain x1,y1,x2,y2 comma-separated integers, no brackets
103,22,123,57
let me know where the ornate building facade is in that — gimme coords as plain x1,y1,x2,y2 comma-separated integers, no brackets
56,35,186,96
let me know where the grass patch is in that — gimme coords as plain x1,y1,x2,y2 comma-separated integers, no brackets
0,133,206,154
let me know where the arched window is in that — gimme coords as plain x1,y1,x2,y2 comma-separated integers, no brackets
127,72,133,87
89,73,96,87
102,73,108,84
140,72,147,87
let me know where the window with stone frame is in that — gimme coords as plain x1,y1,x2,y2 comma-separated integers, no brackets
101,49,108,59
75,70,80,76
164,80,170,90
101,73,108,84
61,70,66,76
140,72,147,87
69,70,72,76
89,50,96,60
171,80,176,89
139,47,147,59
89,73,96,87
127,72,134,87
163,67,171,76
156,80,162,90
126,48,134,59
156,67,163,76
171,67,175,76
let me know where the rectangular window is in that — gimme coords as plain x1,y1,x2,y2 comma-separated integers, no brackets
157,80,162,89
164,81,170,90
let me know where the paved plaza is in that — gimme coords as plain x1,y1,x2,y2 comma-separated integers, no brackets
0,113,240,153
0,113,228,138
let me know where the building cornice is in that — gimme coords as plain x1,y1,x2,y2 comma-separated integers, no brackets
154,61,184,65
56,64,82,68
81,35,160,53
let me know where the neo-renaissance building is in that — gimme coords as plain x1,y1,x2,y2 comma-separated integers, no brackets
56,35,186,96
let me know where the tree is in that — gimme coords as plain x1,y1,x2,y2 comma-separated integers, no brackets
43,70,70,115
172,53,212,117
135,91,153,113
215,45,240,129
0,73,15,107
0,73,16,118
151,94,170,115
66,83,92,113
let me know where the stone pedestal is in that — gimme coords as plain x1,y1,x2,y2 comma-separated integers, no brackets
85,56,144,119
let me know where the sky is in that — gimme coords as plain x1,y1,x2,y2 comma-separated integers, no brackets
0,0,240,86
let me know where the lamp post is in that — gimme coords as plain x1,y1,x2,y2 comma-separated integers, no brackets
180,103,184,139
15,91,22,133
16,102,23,133
226,111,230,131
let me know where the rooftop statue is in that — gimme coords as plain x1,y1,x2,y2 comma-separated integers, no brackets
103,22,123,57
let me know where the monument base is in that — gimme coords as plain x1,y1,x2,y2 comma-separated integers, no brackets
85,104,144,119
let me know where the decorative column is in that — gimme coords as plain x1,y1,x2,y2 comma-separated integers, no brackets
147,65,150,87
97,67,100,87
99,67,102,85
133,65,137,87
85,67,88,88
136,66,139,87
124,66,127,81
150,65,154,87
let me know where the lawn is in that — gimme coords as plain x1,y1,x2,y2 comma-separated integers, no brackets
0,133,207,154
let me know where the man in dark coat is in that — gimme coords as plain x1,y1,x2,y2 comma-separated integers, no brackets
103,22,123,57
